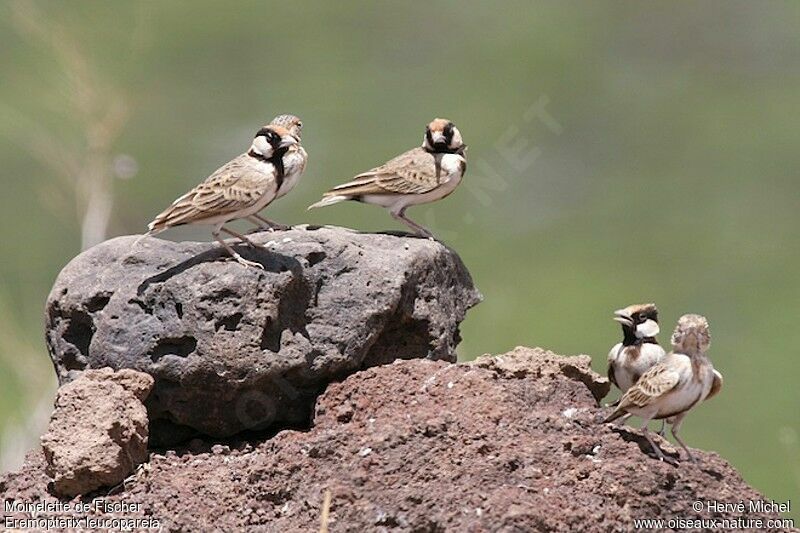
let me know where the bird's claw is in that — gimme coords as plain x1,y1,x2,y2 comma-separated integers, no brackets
232,255,264,269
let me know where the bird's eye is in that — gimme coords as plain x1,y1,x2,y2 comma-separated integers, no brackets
297,121,303,128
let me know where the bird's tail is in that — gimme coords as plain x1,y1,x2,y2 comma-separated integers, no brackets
602,408,626,424
307,195,348,210
131,226,163,249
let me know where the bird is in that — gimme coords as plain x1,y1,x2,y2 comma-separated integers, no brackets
138,122,299,268
308,118,467,239
603,314,723,464
607,303,667,434
607,303,667,393
248,114,308,231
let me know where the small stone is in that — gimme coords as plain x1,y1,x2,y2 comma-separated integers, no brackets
211,444,229,455
41,368,154,497
358,447,372,457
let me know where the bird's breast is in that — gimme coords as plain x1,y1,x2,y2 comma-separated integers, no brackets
276,149,308,199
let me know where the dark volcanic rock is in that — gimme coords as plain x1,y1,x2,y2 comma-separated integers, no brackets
41,368,153,497
2,347,791,531
45,226,481,443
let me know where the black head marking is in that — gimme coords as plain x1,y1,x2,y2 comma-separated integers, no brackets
635,308,658,324
443,122,454,143
255,127,281,147
425,126,434,149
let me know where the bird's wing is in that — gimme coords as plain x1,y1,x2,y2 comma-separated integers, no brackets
149,156,276,230
325,148,441,197
707,369,723,400
618,363,681,410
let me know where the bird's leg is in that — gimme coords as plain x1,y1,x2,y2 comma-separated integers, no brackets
392,209,435,239
641,420,668,462
616,412,633,428
213,228,263,269
249,214,290,232
221,226,265,249
670,415,695,463
658,419,667,437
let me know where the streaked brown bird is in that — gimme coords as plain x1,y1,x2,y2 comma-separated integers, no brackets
138,122,298,268
604,314,723,464
308,118,466,239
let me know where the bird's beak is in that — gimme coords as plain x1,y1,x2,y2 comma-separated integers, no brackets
431,132,446,145
279,136,298,149
613,309,633,327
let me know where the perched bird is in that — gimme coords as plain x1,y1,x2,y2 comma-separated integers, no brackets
608,303,667,395
607,303,667,434
139,123,299,268
604,314,723,463
249,114,308,230
308,118,467,239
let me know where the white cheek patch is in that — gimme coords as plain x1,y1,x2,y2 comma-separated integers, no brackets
450,128,463,149
251,136,272,158
636,319,660,338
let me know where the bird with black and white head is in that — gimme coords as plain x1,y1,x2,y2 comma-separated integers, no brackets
308,118,467,239
604,313,723,464
138,122,299,268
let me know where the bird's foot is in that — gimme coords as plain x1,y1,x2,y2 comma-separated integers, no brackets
230,253,264,269
658,455,680,467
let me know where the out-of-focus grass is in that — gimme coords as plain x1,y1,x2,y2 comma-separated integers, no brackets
0,0,797,517
0,294,56,471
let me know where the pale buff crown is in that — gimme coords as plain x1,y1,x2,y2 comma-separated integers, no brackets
269,114,303,141
670,314,711,355
423,117,464,152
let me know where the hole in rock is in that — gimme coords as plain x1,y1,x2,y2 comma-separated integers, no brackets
150,336,198,361
85,292,112,313
216,312,243,332
306,251,326,267
62,309,94,358
260,318,282,352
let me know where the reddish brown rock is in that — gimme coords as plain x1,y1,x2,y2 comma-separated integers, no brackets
40,368,153,497
2,348,793,531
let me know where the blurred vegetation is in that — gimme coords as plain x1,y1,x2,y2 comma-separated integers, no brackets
0,0,797,516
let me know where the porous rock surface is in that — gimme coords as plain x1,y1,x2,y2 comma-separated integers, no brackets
44,226,481,443
40,368,153,497
3,347,791,532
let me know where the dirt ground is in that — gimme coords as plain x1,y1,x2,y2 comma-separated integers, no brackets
1,347,793,532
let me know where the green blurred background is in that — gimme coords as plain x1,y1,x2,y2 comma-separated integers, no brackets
1,0,797,516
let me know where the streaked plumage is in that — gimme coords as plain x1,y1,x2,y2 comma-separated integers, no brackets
604,314,723,463
139,123,298,268
308,118,466,239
